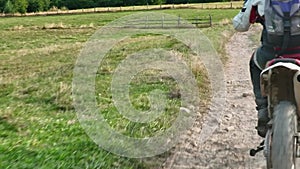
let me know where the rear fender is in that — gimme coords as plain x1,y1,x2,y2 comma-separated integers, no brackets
260,62,300,115
260,62,300,97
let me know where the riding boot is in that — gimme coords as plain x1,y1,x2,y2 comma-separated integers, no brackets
255,98,270,137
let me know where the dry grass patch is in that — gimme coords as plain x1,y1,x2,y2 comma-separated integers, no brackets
42,22,70,29
218,18,232,26
79,23,95,29
11,25,24,31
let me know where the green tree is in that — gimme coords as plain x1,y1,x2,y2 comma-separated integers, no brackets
50,0,63,8
0,0,6,12
27,0,40,12
166,0,188,3
13,0,28,14
41,0,50,10
27,0,50,12
149,0,166,5
122,0,135,6
94,0,123,7
4,0,15,13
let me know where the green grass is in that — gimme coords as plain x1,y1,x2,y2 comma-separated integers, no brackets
0,8,238,168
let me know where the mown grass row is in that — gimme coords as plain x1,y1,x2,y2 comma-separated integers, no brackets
0,8,238,168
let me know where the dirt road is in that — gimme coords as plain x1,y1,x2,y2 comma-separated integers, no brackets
162,26,267,169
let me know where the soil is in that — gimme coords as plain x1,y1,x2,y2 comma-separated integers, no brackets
161,25,267,169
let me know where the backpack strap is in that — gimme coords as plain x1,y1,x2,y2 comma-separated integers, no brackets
278,12,291,56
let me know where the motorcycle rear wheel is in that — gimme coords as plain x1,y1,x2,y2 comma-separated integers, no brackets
271,101,297,169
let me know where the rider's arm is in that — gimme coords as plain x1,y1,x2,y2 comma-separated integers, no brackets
233,0,264,32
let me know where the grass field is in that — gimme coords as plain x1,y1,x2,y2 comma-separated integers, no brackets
0,8,238,168
0,2,243,17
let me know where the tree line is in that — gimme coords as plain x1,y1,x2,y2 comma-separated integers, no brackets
0,0,231,14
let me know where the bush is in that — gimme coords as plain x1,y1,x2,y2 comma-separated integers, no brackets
13,0,28,14
4,0,14,13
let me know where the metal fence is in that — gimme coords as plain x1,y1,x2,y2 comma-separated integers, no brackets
119,15,212,29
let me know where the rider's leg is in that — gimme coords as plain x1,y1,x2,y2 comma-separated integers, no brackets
249,28,277,137
250,50,269,137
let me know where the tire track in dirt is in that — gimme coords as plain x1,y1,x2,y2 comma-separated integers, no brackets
162,26,267,169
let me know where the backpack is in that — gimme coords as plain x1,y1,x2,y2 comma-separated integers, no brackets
265,0,300,50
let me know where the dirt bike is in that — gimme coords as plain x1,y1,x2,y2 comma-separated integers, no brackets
249,52,300,169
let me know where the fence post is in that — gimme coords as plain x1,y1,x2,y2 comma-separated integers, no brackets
146,16,149,28
196,16,199,27
178,15,181,27
230,2,233,9
209,14,212,27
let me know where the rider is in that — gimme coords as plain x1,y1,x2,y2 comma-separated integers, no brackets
233,0,276,137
